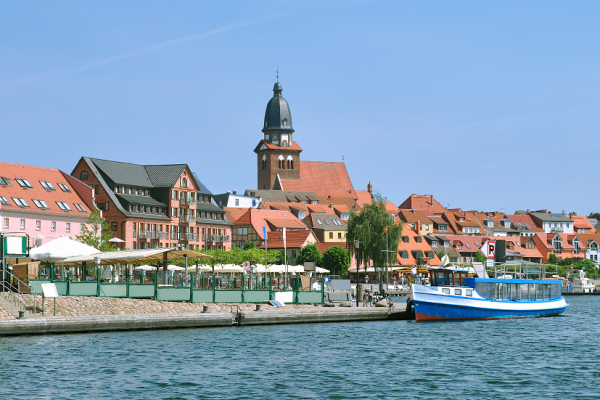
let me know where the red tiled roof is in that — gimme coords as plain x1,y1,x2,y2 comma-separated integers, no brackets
568,215,596,232
229,209,309,241
0,162,91,218
506,215,544,232
280,161,357,201
355,191,372,207
398,194,447,214
254,140,303,152
224,208,250,224
260,230,315,249
397,226,440,267
317,242,348,253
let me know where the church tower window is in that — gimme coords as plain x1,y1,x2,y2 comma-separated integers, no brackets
287,155,293,170
278,155,284,169
262,155,267,170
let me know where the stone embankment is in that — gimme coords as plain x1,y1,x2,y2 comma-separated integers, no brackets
16,295,316,317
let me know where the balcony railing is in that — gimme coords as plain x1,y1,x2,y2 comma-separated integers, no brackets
157,232,168,240
550,228,564,233
138,231,156,239
180,197,193,205
180,215,192,223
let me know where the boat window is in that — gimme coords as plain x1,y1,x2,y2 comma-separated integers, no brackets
454,289,462,296
476,282,489,298
466,289,473,297
442,288,450,294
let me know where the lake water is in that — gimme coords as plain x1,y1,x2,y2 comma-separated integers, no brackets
1,296,599,399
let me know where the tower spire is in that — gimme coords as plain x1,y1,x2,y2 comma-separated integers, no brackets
276,67,279,82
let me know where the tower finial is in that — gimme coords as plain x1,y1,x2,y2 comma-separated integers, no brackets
276,67,279,82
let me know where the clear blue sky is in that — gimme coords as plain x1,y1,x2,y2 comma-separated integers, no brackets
1,1,598,215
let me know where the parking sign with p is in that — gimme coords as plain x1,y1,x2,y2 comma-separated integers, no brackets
487,240,496,259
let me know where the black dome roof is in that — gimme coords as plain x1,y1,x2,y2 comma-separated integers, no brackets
262,82,293,132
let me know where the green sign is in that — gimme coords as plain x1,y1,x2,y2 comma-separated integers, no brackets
3,236,27,255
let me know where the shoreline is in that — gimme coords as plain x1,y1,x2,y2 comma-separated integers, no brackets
0,307,409,336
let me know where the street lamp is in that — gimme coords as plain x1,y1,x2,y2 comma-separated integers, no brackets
355,240,360,307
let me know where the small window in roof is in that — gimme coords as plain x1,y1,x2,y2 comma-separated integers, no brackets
12,197,23,206
317,219,322,225
46,182,55,191
16,179,26,187
0,196,10,205
40,200,49,208
32,199,43,208
475,242,480,246
324,220,330,225
465,244,471,249
40,181,49,190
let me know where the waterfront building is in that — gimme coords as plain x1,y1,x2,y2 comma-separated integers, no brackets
506,214,545,237
252,81,365,210
0,161,93,248
529,212,574,234
214,191,261,209
532,233,583,261
567,215,597,234
398,210,434,236
396,225,440,268
398,194,447,214
71,157,231,251
246,190,319,205
424,234,461,263
576,233,600,264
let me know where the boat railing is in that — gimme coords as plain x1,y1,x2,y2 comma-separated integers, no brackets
484,262,559,280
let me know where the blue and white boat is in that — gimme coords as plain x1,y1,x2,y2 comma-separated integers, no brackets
410,265,568,322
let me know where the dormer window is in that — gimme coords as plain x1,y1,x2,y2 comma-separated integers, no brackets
282,118,287,127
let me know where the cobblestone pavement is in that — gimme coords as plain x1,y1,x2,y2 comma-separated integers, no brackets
15,295,317,318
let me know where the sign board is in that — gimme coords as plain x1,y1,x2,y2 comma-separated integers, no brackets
304,261,315,272
486,240,496,259
41,283,59,298
323,276,330,285
243,261,250,271
3,236,27,256
331,279,350,291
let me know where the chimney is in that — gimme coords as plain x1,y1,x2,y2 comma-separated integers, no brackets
416,220,421,233
330,203,333,209
367,182,372,194
233,190,237,195
527,209,530,213
431,195,434,206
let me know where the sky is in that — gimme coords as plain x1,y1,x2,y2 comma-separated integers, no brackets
1,1,599,215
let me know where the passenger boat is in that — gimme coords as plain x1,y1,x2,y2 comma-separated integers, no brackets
410,265,568,322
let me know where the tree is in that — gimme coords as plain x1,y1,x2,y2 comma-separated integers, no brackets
473,251,487,263
296,244,322,265
546,254,560,265
568,211,577,216
244,240,256,250
321,246,350,276
588,212,600,220
346,194,403,274
76,209,115,251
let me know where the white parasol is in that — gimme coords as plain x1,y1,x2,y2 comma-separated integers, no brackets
29,237,99,263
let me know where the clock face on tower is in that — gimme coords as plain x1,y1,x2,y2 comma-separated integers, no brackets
272,134,279,143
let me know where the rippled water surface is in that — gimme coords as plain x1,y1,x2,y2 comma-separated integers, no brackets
1,296,599,399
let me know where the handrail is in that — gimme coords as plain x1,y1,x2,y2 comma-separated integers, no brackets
0,270,37,315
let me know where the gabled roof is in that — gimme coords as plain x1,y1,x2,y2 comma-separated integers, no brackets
192,173,212,195
310,213,347,231
0,162,92,219
398,194,447,214
144,164,187,188
398,210,434,224
568,215,596,232
279,161,357,201
355,190,373,208
247,190,318,203
253,140,303,153
228,209,309,241
506,215,544,232
260,230,316,249
396,226,440,266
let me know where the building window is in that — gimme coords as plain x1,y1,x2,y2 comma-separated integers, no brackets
20,219,25,230
338,232,342,239
3,218,8,229
329,232,333,239
237,227,248,236
36,220,41,231
50,221,56,231
262,155,267,171
235,199,239,206
112,222,118,231
439,224,447,231
80,171,88,180
431,241,438,247
181,178,188,188
66,223,70,233
80,225,85,233
287,156,294,170
278,155,284,169
105,202,109,211
239,241,245,249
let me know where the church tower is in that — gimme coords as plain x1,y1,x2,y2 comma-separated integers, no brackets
254,81,302,190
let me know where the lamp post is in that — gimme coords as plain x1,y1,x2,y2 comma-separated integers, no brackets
355,240,359,306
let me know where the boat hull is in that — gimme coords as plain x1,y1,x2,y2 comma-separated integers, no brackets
412,284,568,322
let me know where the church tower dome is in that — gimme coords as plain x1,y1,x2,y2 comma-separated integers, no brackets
262,81,294,133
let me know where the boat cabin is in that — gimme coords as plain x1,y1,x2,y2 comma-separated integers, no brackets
429,268,470,287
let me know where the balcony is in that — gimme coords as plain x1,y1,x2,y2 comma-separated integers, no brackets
179,197,193,206
181,233,198,241
138,231,156,239
180,215,192,223
157,232,168,240
550,227,564,233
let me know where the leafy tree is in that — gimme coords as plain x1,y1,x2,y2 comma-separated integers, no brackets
321,246,350,276
588,212,600,220
244,240,256,250
546,254,560,265
346,194,403,274
568,211,577,216
473,251,487,263
296,244,322,265
76,209,116,251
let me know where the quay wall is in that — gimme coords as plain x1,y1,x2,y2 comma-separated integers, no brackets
0,308,408,336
